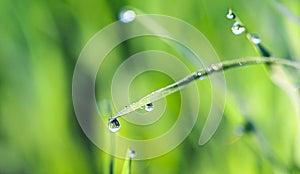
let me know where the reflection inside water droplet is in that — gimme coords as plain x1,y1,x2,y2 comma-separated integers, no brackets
119,9,136,23
231,21,245,35
250,34,261,44
226,9,236,19
144,103,154,112
108,118,121,132
198,76,204,80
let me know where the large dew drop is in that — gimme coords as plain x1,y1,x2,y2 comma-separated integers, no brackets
108,118,121,133
231,21,246,35
119,9,136,23
144,103,154,112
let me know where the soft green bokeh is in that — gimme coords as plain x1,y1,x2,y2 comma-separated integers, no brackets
1,0,300,173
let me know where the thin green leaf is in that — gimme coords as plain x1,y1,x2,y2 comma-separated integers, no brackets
121,149,135,174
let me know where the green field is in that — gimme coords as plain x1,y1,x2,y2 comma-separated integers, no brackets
1,0,300,173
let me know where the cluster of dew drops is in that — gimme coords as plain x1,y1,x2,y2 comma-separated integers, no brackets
108,9,263,133
108,103,154,133
226,9,261,45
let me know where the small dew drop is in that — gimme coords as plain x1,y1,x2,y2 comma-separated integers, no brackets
231,21,246,35
119,9,136,23
144,103,154,112
250,34,261,44
226,9,236,19
233,125,245,136
129,149,136,159
196,72,205,80
198,76,204,80
108,118,121,133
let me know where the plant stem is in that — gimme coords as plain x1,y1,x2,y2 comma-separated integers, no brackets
112,57,300,119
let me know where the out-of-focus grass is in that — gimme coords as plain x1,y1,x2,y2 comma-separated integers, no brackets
1,0,300,173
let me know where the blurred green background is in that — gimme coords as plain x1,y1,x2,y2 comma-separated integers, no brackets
1,0,300,173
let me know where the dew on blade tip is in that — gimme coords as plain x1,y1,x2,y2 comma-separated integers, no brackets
129,149,136,159
108,118,121,133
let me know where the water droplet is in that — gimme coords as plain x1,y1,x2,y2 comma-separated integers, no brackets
144,103,154,112
108,118,121,133
198,76,204,80
231,21,246,35
119,9,136,23
250,34,261,44
129,149,136,158
226,9,236,19
196,72,205,80
233,125,245,136
234,121,255,136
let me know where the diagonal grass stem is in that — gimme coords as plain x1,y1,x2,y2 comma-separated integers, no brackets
112,57,300,119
